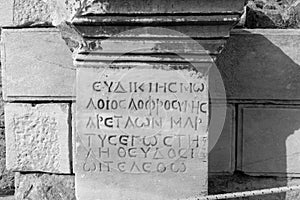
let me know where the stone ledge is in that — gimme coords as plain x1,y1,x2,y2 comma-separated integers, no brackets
215,29,300,101
209,173,300,200
0,196,14,200
0,0,245,27
2,28,300,101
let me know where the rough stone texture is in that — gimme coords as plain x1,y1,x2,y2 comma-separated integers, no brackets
1,28,75,101
0,91,5,129
15,173,75,200
5,103,71,174
0,69,14,195
209,173,300,200
0,128,14,195
76,0,244,14
0,0,244,27
44,0,82,26
13,0,51,26
0,0,81,27
238,106,300,176
246,0,300,28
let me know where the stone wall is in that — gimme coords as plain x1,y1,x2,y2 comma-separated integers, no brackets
0,64,14,196
0,1,300,200
208,29,300,199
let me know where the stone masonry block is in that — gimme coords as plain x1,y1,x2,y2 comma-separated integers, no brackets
216,29,300,100
239,106,300,176
15,173,75,200
13,0,51,26
5,103,71,173
1,28,75,101
0,128,14,195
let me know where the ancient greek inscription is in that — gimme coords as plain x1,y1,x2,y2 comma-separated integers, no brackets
76,68,208,176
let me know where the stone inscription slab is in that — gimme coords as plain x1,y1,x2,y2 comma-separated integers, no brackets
75,67,208,200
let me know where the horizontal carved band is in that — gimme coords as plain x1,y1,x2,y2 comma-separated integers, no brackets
72,14,241,26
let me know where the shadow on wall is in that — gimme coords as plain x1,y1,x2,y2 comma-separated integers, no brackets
208,29,300,200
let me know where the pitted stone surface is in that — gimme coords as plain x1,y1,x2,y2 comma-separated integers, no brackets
44,0,82,25
0,0,244,27
0,129,14,195
0,0,82,27
5,103,71,173
15,173,75,200
246,0,300,28
14,0,51,26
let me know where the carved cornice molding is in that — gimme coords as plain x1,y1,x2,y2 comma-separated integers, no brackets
51,0,247,64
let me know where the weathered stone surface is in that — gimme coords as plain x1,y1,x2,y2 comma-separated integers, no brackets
15,173,75,200
0,76,14,194
0,129,14,195
0,91,5,129
75,0,244,15
5,103,71,173
0,0,53,27
216,29,300,100
3,29,300,102
1,28,75,101
44,0,82,26
239,106,300,176
0,0,245,27
209,105,235,174
209,173,300,200
14,0,51,26
0,0,82,27
76,67,208,200
246,0,300,28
